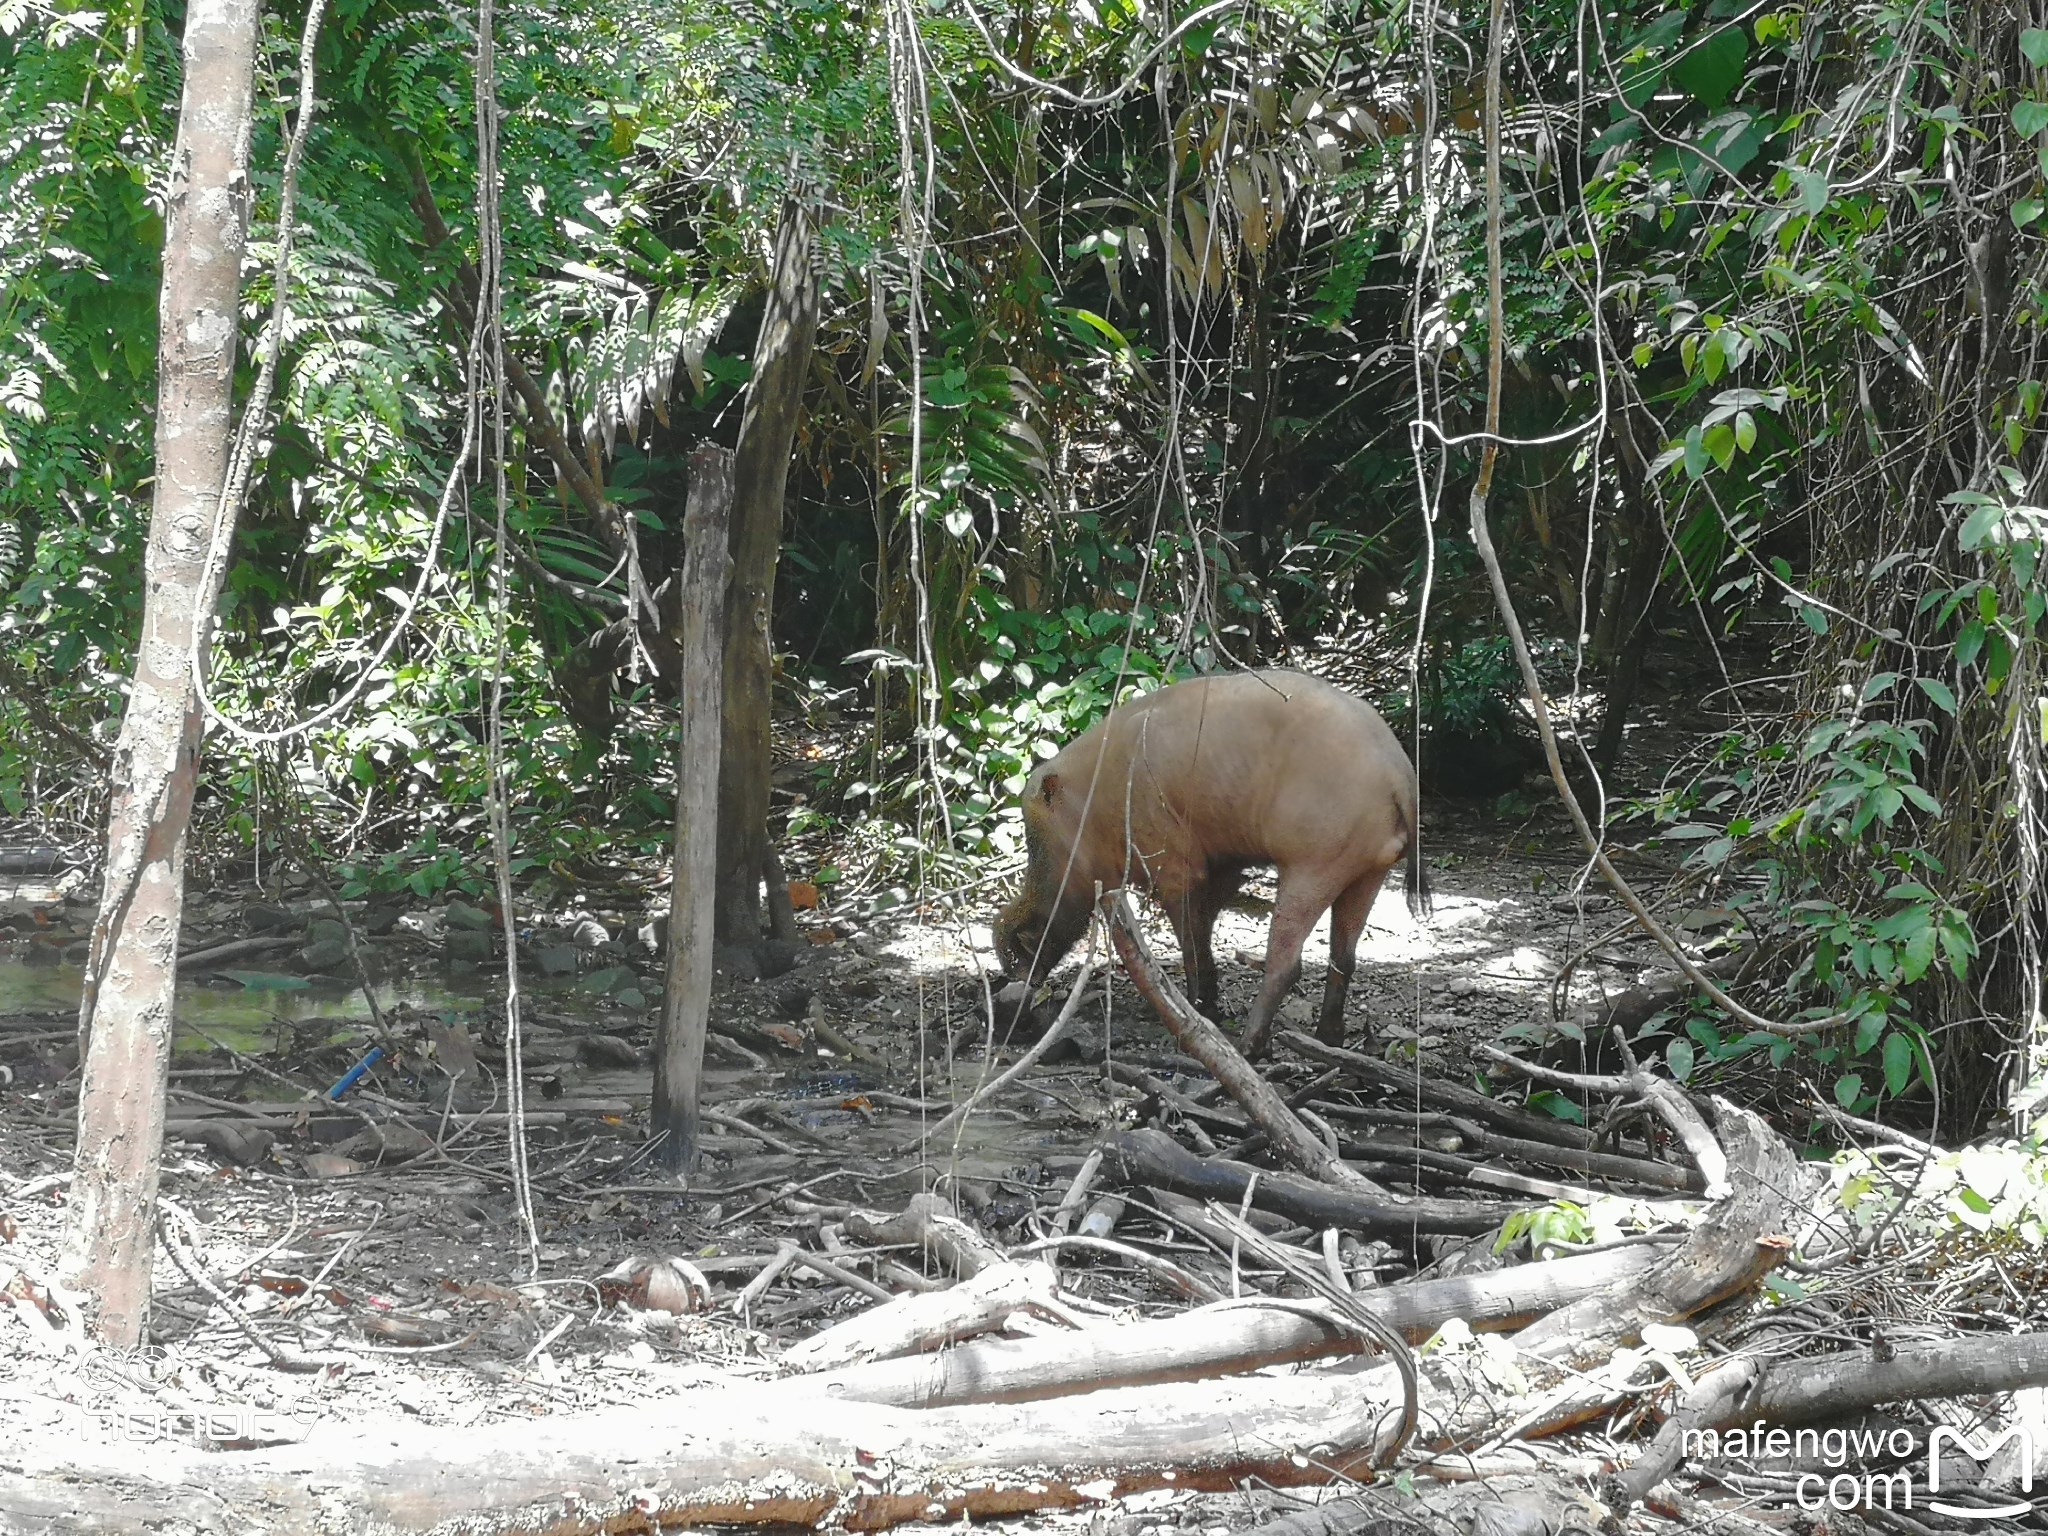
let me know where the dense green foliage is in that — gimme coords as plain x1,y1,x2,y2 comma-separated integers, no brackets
4,0,2046,1124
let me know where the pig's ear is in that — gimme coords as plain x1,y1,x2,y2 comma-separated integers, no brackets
1039,773,1062,806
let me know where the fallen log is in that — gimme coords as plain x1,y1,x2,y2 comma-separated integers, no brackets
780,1260,1061,1371
800,1243,1670,1408
841,1192,1002,1279
0,1358,1414,1534
1279,1031,1598,1151
1104,1127,1526,1237
1734,1333,2048,1425
1508,1100,1795,1367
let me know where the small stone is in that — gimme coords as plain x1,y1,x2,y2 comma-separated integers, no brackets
536,945,580,978
1278,996,1315,1028
446,929,493,963
776,984,815,1021
62,941,91,966
756,939,804,979
580,965,634,995
305,918,349,945
443,900,495,932
614,987,648,1011
296,938,352,974
22,939,62,968
1448,976,1479,998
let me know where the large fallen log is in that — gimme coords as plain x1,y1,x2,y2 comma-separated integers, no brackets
0,1359,1413,1535
1508,1100,1796,1366
802,1243,1671,1408
1103,1126,1527,1237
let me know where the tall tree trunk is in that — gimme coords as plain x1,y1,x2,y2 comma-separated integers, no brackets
61,0,259,1348
714,200,820,943
654,445,734,1176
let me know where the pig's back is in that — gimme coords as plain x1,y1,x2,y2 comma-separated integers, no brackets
1105,670,1412,868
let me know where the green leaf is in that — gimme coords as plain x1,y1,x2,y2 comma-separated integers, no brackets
1703,421,1737,469
221,970,313,992
1882,1033,1915,1095
2014,197,2045,230
2016,100,2048,138
1916,677,1957,715
1834,1071,1864,1108
1799,604,1829,636
1956,620,1986,666
1791,167,1830,214
2024,27,2048,66
1734,410,1757,452
1960,501,2005,549
1670,25,1749,109
1667,1038,1696,1082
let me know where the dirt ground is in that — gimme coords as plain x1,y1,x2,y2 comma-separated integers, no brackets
0,660,1750,1533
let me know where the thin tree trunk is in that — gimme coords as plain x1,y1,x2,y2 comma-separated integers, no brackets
60,0,260,1349
653,444,735,1175
715,199,820,943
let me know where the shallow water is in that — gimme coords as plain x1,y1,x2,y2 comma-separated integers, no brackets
0,960,607,1054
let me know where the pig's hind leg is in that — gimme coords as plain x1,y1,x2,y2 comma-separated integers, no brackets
1316,867,1388,1046
1239,873,1341,1060
1157,871,1221,1017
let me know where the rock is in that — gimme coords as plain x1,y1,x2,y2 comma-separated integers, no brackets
776,984,815,1021
1448,976,1479,998
305,918,350,945
536,945,580,978
636,916,667,953
446,957,481,980
242,903,299,933
841,974,882,1000
568,916,611,950
614,987,648,1011
360,906,402,936
712,944,762,981
1278,996,1315,1028
443,899,495,932
62,941,91,966
446,929,493,963
303,1152,362,1179
756,939,804,979
296,938,353,974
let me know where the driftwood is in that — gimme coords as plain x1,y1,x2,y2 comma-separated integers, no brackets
1104,1127,1526,1237
1510,1101,1795,1367
803,1244,1669,1408
841,1192,1004,1279
780,1260,1061,1371
1108,898,1383,1194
